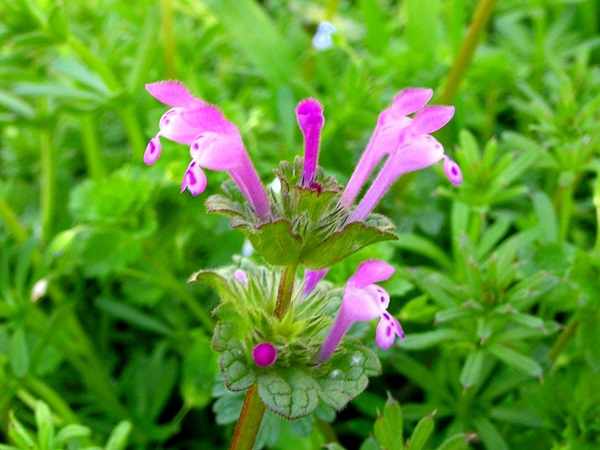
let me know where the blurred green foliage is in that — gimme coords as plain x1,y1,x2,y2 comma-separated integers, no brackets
1,0,600,449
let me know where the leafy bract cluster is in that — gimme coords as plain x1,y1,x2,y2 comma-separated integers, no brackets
190,260,381,419
206,158,397,269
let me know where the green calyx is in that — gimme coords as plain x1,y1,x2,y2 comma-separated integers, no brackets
189,260,382,420
205,158,397,268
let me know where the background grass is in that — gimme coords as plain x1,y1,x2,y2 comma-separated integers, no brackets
1,0,600,449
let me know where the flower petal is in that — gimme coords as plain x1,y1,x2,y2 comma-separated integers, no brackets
349,135,445,222
145,80,203,107
392,88,433,116
296,98,325,186
190,132,244,171
342,283,389,322
180,161,207,196
143,135,162,165
375,313,405,350
410,105,455,135
350,260,395,288
159,108,201,144
443,157,463,186
390,134,445,175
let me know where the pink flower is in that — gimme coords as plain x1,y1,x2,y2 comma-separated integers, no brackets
341,88,457,208
305,88,461,295
295,98,325,188
318,260,404,362
144,80,270,219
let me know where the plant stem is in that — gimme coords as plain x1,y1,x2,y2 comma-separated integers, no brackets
549,317,579,365
325,0,340,20
229,385,266,450
230,264,298,450
0,198,28,244
440,0,497,103
160,0,176,78
120,106,146,158
558,178,575,242
22,376,79,424
40,127,56,243
67,35,121,92
274,264,298,318
317,419,338,443
593,172,600,253
81,114,106,180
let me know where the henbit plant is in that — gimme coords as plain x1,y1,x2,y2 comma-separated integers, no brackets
142,80,461,449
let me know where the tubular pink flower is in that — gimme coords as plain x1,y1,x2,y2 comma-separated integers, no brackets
350,135,445,222
318,260,404,362
340,88,433,207
145,80,270,218
252,342,278,367
304,92,459,297
303,269,328,295
295,98,325,187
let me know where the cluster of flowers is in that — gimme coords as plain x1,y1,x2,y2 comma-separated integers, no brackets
144,81,461,367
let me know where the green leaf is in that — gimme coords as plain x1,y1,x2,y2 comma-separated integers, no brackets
318,345,381,411
326,444,348,450
212,391,244,425
477,216,512,260
55,425,91,445
408,411,435,450
95,297,172,336
243,220,303,265
580,314,600,371
9,328,29,378
301,220,397,269
373,397,404,450
0,90,35,119
8,412,34,449
360,437,381,450
220,341,255,392
487,344,542,378
393,233,452,269
182,332,218,408
459,351,485,389
437,433,469,450
401,329,461,350
473,418,509,450
532,191,558,242
105,421,132,450
257,369,320,419
35,401,54,450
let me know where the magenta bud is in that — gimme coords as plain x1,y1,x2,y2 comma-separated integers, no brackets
252,342,278,367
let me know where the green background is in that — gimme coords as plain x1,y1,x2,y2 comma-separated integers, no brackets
1,0,600,449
